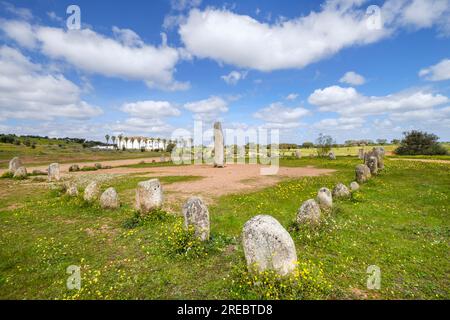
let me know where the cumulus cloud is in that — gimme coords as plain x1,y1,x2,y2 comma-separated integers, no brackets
179,4,389,71
285,93,299,101
178,1,450,71
121,100,181,118
109,118,174,135
419,58,450,81
382,0,450,34
0,20,188,90
0,46,102,121
308,85,448,116
253,102,309,129
313,116,365,130
221,70,247,85
183,96,228,121
1,2,33,20
339,71,366,85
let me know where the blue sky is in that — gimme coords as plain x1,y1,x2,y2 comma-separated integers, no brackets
0,0,449,143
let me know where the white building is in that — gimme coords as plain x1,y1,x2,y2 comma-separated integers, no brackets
116,136,167,151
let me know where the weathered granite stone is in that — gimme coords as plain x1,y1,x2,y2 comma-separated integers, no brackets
242,215,297,275
350,181,360,191
94,163,102,169
13,166,27,179
9,157,23,174
367,156,378,175
295,150,302,159
329,152,336,160
135,178,163,214
213,122,225,168
356,164,371,183
100,187,120,209
358,149,364,159
182,197,210,241
332,183,351,198
48,163,61,181
372,147,385,170
296,199,321,225
66,183,78,197
84,181,100,202
69,164,80,172
317,187,333,210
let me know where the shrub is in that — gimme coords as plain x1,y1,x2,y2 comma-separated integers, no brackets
229,261,331,300
162,220,207,257
395,131,448,155
1,171,14,179
316,133,334,157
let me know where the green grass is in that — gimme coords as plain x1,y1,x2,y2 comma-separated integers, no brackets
0,158,448,299
0,142,168,169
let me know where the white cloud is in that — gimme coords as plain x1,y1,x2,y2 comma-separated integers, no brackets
112,26,145,47
170,0,202,11
313,116,365,130
184,96,228,121
121,100,181,118
339,71,365,85
179,1,450,72
221,70,247,85
0,20,188,90
308,85,448,116
0,19,37,48
308,85,359,106
253,102,309,129
110,118,174,135
285,93,299,101
419,58,450,81
0,46,102,121
1,2,33,20
179,3,388,71
383,0,450,33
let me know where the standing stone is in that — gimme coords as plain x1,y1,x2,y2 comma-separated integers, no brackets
295,150,302,159
358,149,364,159
48,163,61,181
242,215,297,276
317,187,333,210
182,197,210,241
9,157,23,174
350,181,360,191
367,156,378,175
69,164,80,172
296,199,321,225
100,187,120,209
329,152,336,160
332,183,351,198
94,163,102,169
13,166,27,179
213,122,225,168
84,181,100,202
372,147,385,170
66,183,78,197
135,178,163,214
355,164,371,183
160,155,166,162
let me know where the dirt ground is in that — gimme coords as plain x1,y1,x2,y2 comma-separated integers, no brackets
1,157,336,205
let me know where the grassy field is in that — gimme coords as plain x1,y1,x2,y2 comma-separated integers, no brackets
0,142,169,169
0,157,448,299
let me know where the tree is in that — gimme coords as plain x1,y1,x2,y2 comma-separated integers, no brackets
137,137,142,149
301,142,314,149
395,131,448,155
105,134,110,145
111,136,116,148
315,133,334,157
130,137,135,149
391,139,400,145
376,139,387,145
124,137,129,149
